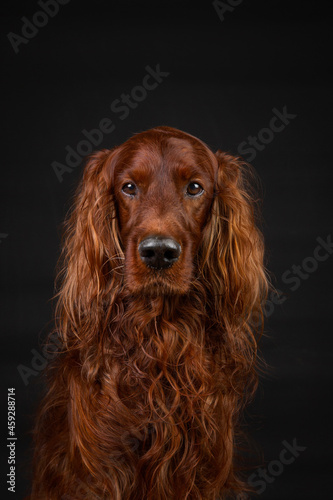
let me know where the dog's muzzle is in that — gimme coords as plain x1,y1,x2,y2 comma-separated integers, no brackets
138,236,181,270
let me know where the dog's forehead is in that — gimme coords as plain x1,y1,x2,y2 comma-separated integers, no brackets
115,134,216,180
164,136,194,154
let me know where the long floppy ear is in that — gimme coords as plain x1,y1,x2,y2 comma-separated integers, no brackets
200,151,268,396
54,148,124,349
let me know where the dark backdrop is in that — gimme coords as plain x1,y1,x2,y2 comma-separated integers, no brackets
1,1,332,498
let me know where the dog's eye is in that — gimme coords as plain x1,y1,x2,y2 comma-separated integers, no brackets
186,182,204,197
122,182,137,196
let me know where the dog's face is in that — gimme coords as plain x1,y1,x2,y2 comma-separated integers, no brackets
112,131,217,295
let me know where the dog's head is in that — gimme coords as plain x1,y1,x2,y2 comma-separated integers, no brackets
110,127,217,295
62,126,266,319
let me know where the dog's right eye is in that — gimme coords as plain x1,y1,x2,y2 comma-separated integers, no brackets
122,182,137,196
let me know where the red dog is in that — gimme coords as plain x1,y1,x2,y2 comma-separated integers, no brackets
31,126,268,499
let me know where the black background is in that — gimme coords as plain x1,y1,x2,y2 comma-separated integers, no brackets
1,0,332,498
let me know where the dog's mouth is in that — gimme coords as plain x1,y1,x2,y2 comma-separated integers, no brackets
127,269,188,296
125,260,192,296
122,235,193,295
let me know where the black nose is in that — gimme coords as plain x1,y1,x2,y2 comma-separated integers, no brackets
138,237,181,270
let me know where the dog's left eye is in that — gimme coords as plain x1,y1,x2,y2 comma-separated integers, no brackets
186,182,204,197
122,182,137,196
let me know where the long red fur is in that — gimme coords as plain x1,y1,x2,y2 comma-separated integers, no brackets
30,126,268,499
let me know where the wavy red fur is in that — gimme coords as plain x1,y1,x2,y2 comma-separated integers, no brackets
30,126,268,499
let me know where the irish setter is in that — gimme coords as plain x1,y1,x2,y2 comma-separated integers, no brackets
31,126,268,499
